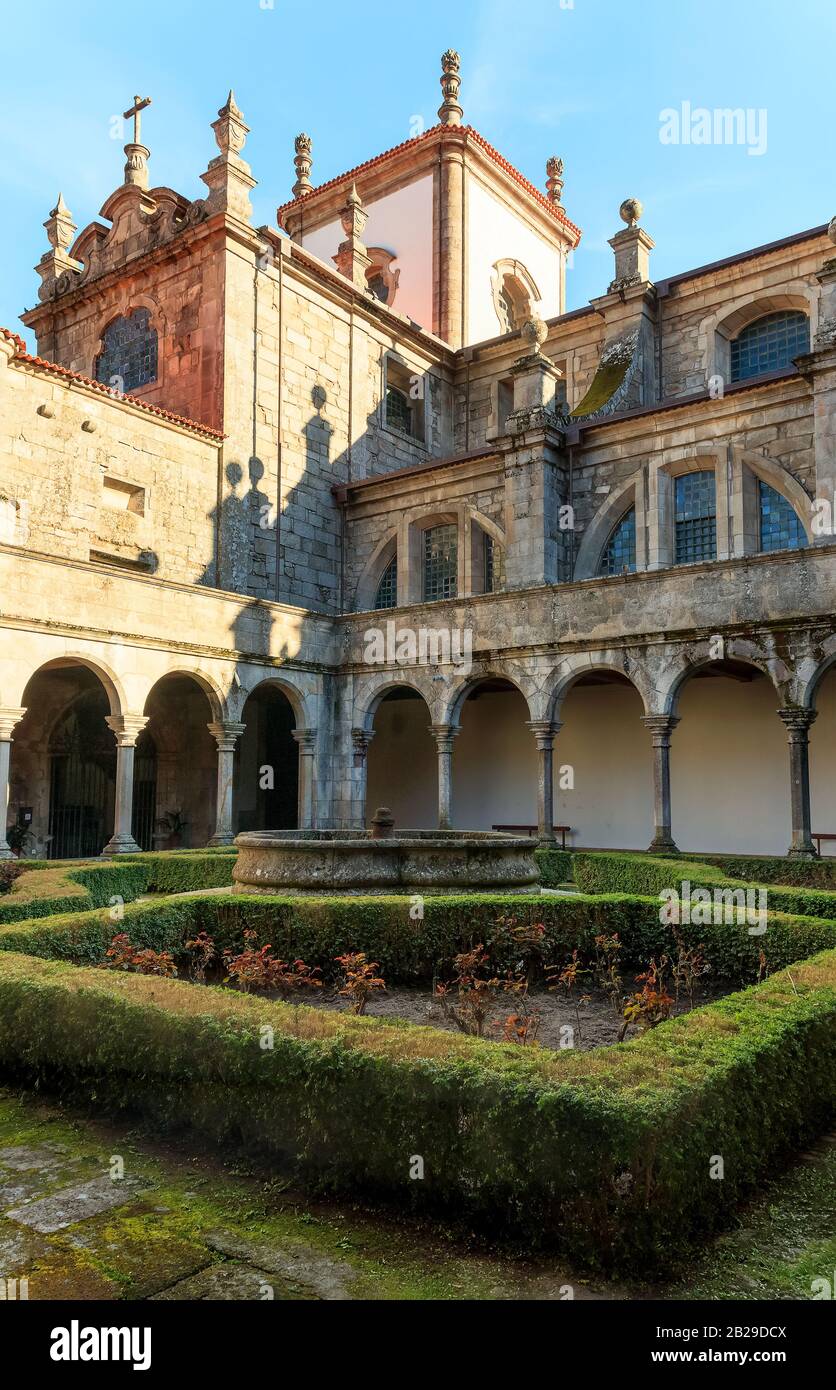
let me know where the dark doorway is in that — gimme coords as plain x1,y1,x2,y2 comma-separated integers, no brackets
47,687,115,858
236,685,298,831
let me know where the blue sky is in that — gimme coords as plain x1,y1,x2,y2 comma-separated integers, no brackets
2,0,833,344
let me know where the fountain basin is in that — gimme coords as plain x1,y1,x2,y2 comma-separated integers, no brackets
232,829,540,895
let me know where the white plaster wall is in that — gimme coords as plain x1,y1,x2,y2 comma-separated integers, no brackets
555,684,652,849
366,695,437,828
300,176,434,331
466,173,561,346
452,689,536,829
671,675,790,855
810,667,836,855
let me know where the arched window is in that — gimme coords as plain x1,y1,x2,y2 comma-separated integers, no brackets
423,524,457,602
730,311,809,382
374,554,398,609
95,308,158,392
758,480,805,552
599,508,636,576
484,534,505,592
674,471,716,564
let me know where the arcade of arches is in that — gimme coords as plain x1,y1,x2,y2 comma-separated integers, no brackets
1,655,834,861
365,664,836,856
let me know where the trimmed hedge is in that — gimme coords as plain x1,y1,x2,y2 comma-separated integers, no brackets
125,851,236,895
573,852,836,921
683,852,836,891
0,861,148,924
0,946,833,1271
533,847,572,885
2,888,834,983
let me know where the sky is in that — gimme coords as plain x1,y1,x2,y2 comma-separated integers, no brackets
1,0,834,346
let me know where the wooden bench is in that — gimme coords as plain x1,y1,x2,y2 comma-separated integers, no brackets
492,823,571,850
812,833,836,856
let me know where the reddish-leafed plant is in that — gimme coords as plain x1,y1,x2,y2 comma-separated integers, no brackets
334,952,385,1015
185,931,217,983
105,933,177,978
618,956,674,1041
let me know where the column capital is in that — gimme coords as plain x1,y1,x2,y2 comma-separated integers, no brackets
778,707,818,737
430,722,460,753
292,727,317,753
0,707,26,741
642,714,680,741
105,713,149,748
207,720,247,751
351,727,375,765
526,718,562,749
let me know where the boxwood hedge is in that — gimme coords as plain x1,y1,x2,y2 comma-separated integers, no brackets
0,946,832,1272
0,861,148,924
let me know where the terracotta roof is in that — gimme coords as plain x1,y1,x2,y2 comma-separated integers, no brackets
0,327,225,440
277,124,582,244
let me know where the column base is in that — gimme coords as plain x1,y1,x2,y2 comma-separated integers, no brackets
786,845,819,860
648,834,679,853
101,833,143,856
0,846,16,861
208,832,236,847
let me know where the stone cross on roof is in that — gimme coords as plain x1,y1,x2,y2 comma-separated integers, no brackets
123,94,151,145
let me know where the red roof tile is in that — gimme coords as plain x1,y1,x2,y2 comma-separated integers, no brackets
0,327,225,440
277,124,582,244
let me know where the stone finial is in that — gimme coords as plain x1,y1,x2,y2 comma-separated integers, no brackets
521,314,548,358
293,133,313,198
545,157,564,205
212,89,249,159
333,183,372,290
619,197,643,228
201,90,256,223
438,49,463,126
44,194,76,252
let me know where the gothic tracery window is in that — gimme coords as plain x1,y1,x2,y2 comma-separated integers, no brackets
95,308,158,392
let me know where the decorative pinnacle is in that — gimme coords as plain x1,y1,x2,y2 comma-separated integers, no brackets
212,89,249,159
122,94,152,189
293,132,313,198
545,156,564,204
438,49,463,126
619,197,643,228
339,182,368,240
44,193,76,251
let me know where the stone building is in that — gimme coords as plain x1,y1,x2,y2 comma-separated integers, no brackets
1,55,834,860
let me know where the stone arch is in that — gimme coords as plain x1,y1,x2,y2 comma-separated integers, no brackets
19,654,125,719
354,675,435,734
701,287,815,383
574,478,641,580
734,447,814,546
143,665,227,723
354,530,399,612
239,673,309,729
545,654,651,723
803,644,836,711
658,644,789,718
443,670,534,729
93,298,163,393
142,671,221,848
364,680,437,830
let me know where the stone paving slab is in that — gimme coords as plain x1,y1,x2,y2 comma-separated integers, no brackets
205,1229,356,1300
6,1176,146,1234
150,1260,314,1301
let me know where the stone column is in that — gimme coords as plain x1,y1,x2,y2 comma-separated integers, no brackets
0,708,27,860
102,715,149,856
527,720,560,843
350,728,375,830
779,708,818,858
207,721,246,846
431,723,459,830
292,728,317,830
642,715,680,852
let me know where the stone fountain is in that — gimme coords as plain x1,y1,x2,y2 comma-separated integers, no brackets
232,808,539,895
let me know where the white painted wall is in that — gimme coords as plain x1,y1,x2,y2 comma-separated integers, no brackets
810,667,836,855
300,175,434,331
364,674,836,855
466,172,562,346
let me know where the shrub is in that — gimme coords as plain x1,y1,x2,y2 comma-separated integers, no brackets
0,947,832,1272
0,861,148,925
533,848,572,886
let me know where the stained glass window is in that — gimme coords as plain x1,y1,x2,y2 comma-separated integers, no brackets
599,508,636,576
423,524,457,602
374,554,398,609
730,311,809,382
675,471,717,564
95,309,158,392
758,480,805,552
